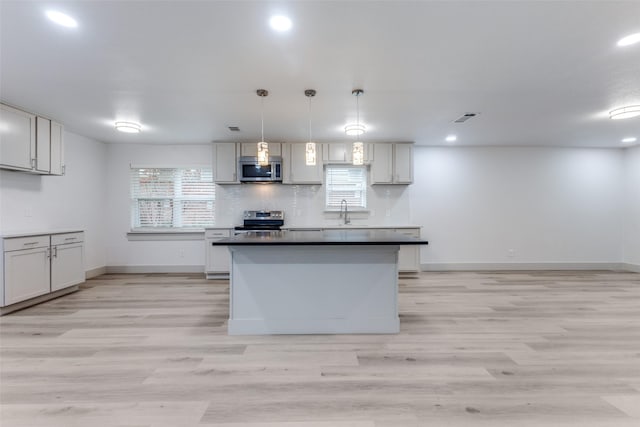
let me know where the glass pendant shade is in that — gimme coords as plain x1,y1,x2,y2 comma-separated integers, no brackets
305,142,316,166
352,141,364,165
257,141,269,165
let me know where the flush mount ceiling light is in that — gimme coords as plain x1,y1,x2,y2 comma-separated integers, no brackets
46,10,78,28
256,89,269,166
445,135,457,143
622,137,637,144
345,124,366,136
609,105,640,120
115,121,141,133
617,32,640,47
305,89,317,166
269,15,292,32
350,89,365,166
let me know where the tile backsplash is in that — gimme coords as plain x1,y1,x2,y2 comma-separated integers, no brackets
214,184,411,227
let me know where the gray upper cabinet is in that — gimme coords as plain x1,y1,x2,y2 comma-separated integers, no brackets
213,142,239,183
284,143,323,184
35,116,51,173
0,103,36,171
0,103,64,175
370,143,413,185
50,122,65,175
240,142,281,157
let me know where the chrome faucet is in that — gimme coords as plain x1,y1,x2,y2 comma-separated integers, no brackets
339,199,350,225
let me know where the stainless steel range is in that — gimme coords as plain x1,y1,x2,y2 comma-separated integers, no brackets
234,210,284,233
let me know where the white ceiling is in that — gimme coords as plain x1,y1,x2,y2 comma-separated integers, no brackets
1,0,639,147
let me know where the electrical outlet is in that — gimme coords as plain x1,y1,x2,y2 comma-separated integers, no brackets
179,249,184,258
507,249,516,258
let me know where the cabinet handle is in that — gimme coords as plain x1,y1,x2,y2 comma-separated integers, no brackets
64,237,76,241
46,248,51,259
53,246,58,258
23,242,38,247
62,165,66,175
31,158,37,169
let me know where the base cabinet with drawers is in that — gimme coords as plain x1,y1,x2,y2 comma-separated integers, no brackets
320,227,421,273
1,231,84,314
205,228,232,278
203,227,421,278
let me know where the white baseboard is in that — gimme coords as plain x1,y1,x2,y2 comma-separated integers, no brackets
421,262,628,271
85,266,107,279
106,265,204,274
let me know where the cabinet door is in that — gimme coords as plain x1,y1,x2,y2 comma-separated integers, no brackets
205,229,231,276
213,143,238,183
322,143,352,163
370,143,394,184
288,143,322,184
395,229,420,272
51,242,85,291
50,121,64,175
36,116,51,173
394,144,413,184
4,247,51,305
0,104,36,171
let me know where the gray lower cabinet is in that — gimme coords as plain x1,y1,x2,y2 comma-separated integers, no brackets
205,228,231,278
1,231,84,314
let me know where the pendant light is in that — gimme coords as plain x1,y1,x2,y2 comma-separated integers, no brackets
256,89,269,166
351,89,365,165
305,89,317,166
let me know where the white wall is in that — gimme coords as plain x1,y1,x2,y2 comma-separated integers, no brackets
623,145,640,269
104,143,412,269
0,131,108,273
105,143,214,269
410,146,625,269
4,140,634,273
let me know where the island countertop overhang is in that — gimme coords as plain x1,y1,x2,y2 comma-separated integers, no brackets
210,230,428,246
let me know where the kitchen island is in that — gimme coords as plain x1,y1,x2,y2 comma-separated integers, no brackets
211,230,428,335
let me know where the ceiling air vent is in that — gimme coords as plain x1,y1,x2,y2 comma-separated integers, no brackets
228,126,240,132
453,112,479,123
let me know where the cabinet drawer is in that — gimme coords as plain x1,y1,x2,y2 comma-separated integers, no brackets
205,229,231,239
394,228,420,238
3,235,49,252
52,232,84,245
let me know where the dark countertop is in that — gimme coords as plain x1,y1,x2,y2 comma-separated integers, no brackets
210,230,428,246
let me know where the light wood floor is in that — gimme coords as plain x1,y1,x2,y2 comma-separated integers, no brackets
1,271,640,427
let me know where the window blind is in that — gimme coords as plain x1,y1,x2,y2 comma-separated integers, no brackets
325,165,367,210
130,167,214,229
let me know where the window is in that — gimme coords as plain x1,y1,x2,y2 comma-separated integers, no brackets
325,165,367,210
130,167,214,229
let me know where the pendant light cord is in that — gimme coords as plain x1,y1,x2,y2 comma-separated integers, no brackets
308,96,312,141
261,96,265,142
356,93,360,131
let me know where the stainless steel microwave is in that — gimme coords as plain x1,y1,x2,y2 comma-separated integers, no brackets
238,156,282,183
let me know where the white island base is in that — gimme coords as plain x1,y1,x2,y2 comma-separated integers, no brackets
228,245,400,335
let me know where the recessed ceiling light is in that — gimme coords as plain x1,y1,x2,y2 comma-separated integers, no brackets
445,135,457,142
115,121,141,133
609,105,640,120
621,137,637,144
269,15,292,32
46,10,78,28
617,32,640,47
